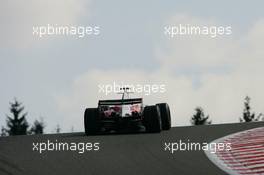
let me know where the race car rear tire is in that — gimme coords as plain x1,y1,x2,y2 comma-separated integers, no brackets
156,103,171,130
84,108,99,135
143,105,162,133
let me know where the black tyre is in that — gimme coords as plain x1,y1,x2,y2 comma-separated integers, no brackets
156,103,171,130
84,108,99,135
143,105,162,133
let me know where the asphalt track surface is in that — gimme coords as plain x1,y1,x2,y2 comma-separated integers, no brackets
0,122,263,175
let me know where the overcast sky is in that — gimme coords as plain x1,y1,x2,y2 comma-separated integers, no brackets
1,0,264,133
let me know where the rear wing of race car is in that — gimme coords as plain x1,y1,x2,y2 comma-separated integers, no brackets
98,98,142,106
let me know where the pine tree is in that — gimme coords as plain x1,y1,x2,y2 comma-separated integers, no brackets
191,107,211,125
6,99,29,135
1,126,7,137
55,124,61,133
30,119,45,134
240,96,262,122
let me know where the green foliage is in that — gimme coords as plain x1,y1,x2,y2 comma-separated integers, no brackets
240,96,263,122
191,107,211,125
30,119,45,134
6,99,29,135
55,124,61,133
1,127,7,136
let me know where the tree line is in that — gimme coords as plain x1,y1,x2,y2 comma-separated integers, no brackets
1,99,61,136
1,96,263,136
191,96,263,125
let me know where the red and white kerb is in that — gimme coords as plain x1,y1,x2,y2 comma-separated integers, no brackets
205,127,264,175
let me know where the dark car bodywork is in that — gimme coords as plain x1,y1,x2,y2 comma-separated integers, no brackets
98,98,144,131
84,88,171,135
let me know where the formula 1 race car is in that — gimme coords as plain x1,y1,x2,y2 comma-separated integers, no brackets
84,88,171,135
